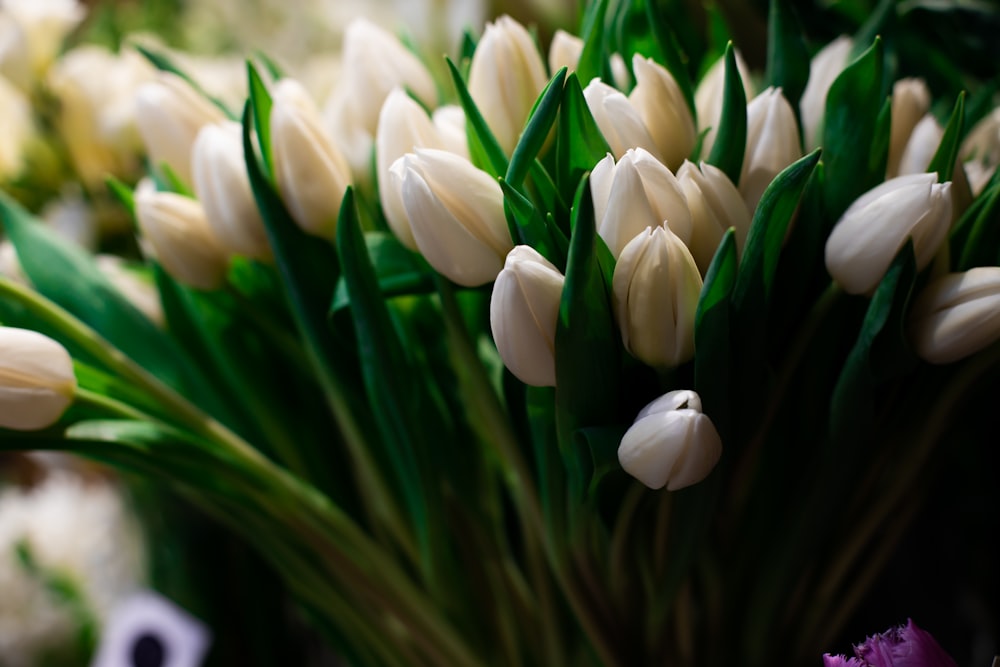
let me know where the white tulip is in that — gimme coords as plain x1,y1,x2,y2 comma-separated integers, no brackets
896,114,943,177
618,389,722,490
800,36,852,149
694,49,754,158
629,54,696,170
740,87,802,213
548,30,583,76
0,0,84,89
490,246,565,387
886,78,931,178
677,160,752,274
0,327,76,430
910,267,1000,364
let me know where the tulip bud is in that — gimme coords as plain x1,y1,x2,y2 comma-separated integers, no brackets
191,121,270,260
963,159,994,197
0,72,33,180
629,54,697,170
134,72,226,186
324,18,438,178
468,15,549,155
0,0,84,89
909,267,1000,364
825,173,952,295
548,29,583,75
618,389,722,490
431,106,470,158
886,78,931,178
490,246,565,386
609,53,632,91
390,148,512,286
590,148,693,258
377,89,452,250
584,79,659,160
0,327,76,431
800,36,852,149
134,180,228,290
612,226,702,369
895,114,942,177
961,107,1000,167
271,79,352,239
694,49,753,158
741,87,802,213
677,160,752,274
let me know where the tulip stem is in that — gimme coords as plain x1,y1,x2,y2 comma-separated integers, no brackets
73,387,164,423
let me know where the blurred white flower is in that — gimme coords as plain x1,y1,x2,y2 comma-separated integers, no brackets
95,255,165,327
0,72,32,180
886,78,931,178
0,0,84,90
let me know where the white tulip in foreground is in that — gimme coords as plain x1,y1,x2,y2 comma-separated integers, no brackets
391,148,513,287
134,179,228,290
613,226,703,369
271,79,352,240
740,87,802,213
618,389,723,490
677,160,752,274
0,327,76,430
490,246,565,387
910,267,1000,364
468,15,548,155
191,121,270,260
590,148,692,258
825,173,952,295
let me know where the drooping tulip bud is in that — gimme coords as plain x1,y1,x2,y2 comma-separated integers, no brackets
694,49,754,158
895,114,942,177
612,226,702,369
323,18,438,179
271,79,352,239
191,121,270,260
376,88,452,250
800,36,853,149
677,160,752,274
740,87,802,213
134,179,228,290
886,78,931,178
490,246,565,386
825,173,952,295
618,389,722,490
909,266,1000,364
391,148,512,287
468,15,549,155
134,72,226,186
590,148,692,258
548,29,583,75
629,54,696,170
0,327,76,431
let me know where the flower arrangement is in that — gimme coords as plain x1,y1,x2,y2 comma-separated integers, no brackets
1,0,999,664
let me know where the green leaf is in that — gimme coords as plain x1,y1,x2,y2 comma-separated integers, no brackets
694,229,737,438
499,179,567,268
765,0,810,126
850,0,895,61
955,184,1000,270
247,61,275,179
0,193,224,417
556,73,612,205
644,0,696,120
926,92,965,184
445,56,508,176
555,176,622,496
507,68,566,189
706,44,747,184
731,149,822,316
575,426,629,500
105,177,135,216
829,243,917,445
330,232,434,313
822,37,887,220
576,0,610,85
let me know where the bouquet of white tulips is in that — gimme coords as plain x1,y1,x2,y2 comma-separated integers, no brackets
2,0,999,664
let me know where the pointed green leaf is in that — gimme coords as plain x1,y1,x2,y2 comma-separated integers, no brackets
134,44,234,118
706,44,747,184
926,92,965,184
445,56,508,176
850,0,895,60
499,179,565,267
557,73,612,204
955,184,1000,271
105,177,135,216
765,0,810,123
247,61,275,179
576,0,610,85
329,232,434,313
695,229,737,438
507,68,566,189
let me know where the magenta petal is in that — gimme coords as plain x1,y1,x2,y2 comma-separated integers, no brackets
855,619,958,667
824,654,866,667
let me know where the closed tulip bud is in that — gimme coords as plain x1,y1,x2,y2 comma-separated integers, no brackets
271,79,352,239
468,15,549,155
741,87,802,213
629,54,696,170
548,29,583,75
191,121,270,260
609,53,632,91
694,50,753,158
591,148,693,258
896,114,942,177
961,107,1000,167
0,327,76,431
584,78,660,160
0,0,84,89
618,389,722,490
825,173,952,295
886,78,931,178
377,89,451,250
800,36,852,150
324,18,437,178
431,106,470,158
963,159,994,197
134,180,228,290
391,148,512,287
677,160,752,274
490,246,565,386
613,226,702,369
134,72,226,186
909,267,1000,364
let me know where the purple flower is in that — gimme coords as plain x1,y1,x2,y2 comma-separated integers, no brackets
823,619,957,667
